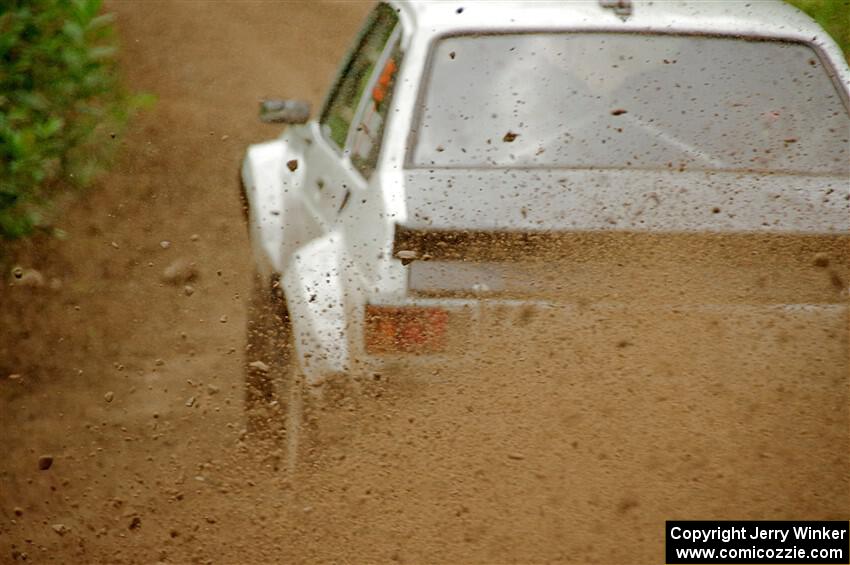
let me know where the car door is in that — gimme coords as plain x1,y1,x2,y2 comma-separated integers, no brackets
301,2,400,229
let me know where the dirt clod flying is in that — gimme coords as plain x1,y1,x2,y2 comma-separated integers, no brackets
162,258,199,284
11,268,45,288
813,252,830,267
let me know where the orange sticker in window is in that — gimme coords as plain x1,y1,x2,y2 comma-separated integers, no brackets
372,57,397,103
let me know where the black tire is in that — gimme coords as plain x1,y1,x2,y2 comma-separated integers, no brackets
244,271,298,444
238,170,250,224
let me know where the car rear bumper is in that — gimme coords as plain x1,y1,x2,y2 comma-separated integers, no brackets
347,299,849,381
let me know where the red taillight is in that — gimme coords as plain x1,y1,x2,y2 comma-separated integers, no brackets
364,305,449,354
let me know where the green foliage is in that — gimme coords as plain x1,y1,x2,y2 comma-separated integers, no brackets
0,0,150,240
786,0,850,60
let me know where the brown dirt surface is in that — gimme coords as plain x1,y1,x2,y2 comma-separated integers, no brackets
1,2,848,564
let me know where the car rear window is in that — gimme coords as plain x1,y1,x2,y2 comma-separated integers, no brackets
411,33,850,175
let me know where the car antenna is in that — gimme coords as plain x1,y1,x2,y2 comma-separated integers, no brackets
599,0,632,20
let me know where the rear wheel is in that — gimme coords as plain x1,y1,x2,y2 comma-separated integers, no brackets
244,272,302,462
237,170,249,223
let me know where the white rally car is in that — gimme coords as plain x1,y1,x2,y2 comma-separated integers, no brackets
241,0,850,425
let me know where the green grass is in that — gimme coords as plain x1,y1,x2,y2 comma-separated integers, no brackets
786,0,850,59
0,0,151,241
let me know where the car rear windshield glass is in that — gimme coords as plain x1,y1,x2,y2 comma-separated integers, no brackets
411,33,850,175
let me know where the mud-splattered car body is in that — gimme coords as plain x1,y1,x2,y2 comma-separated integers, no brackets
241,0,850,387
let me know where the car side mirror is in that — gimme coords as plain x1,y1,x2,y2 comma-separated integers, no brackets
259,99,311,124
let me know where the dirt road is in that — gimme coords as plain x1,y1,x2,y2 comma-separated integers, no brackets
1,2,847,564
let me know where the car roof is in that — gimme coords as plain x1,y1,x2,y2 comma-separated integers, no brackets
389,0,831,45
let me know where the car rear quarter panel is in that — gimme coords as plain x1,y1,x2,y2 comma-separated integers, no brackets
241,128,321,279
